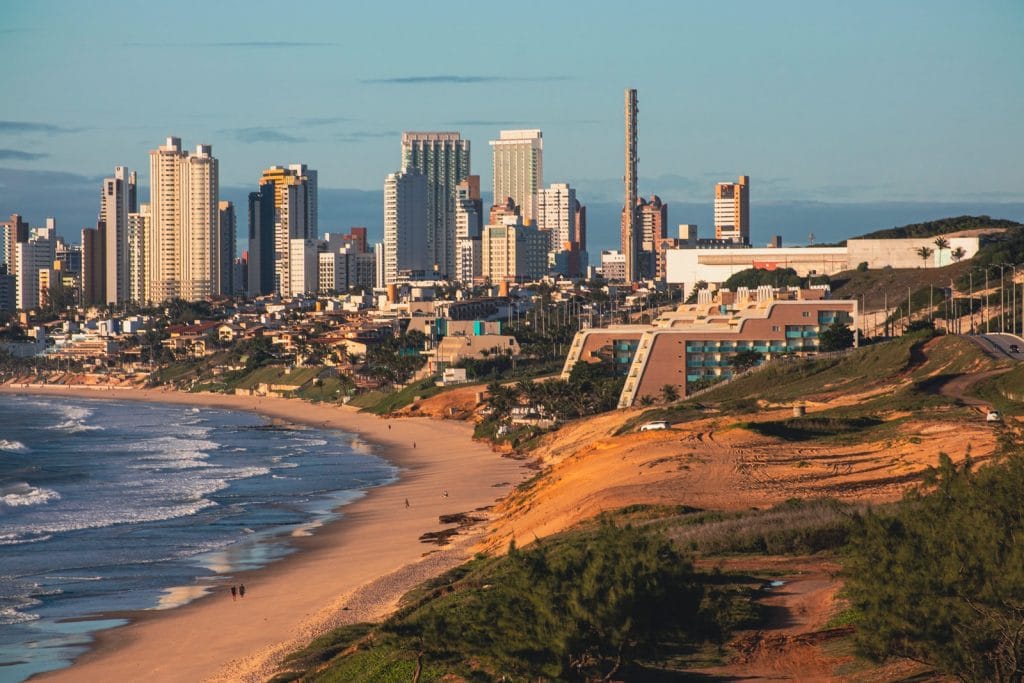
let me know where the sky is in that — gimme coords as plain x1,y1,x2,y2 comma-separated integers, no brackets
1,0,1022,253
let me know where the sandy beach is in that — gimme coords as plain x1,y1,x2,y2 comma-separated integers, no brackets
1,385,528,683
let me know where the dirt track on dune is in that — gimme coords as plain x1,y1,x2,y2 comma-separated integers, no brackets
480,405,993,553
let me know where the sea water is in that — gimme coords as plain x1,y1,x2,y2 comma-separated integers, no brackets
0,395,396,682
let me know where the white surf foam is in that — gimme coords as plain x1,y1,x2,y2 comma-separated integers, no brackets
0,439,29,453
0,482,61,508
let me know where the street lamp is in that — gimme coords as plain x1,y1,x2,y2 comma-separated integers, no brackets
999,264,1007,334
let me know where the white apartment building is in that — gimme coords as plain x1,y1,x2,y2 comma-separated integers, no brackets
126,205,148,304
481,216,549,283
15,225,55,310
600,250,626,282
536,182,576,252
99,166,136,305
288,238,318,296
490,129,543,220
146,137,220,302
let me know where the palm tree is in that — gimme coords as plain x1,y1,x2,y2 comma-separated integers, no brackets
951,246,967,263
916,246,935,268
660,384,680,403
933,237,950,251
639,395,655,406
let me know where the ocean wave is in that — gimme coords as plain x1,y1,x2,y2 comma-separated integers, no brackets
0,439,29,453
0,482,61,508
0,605,41,625
50,419,105,433
11,497,220,538
0,531,52,545
295,437,328,447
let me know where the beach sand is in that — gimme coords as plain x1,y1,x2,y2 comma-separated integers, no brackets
1,386,529,683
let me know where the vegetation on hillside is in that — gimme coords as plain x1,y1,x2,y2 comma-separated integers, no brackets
723,266,804,290
846,451,1024,682
853,215,1022,241
273,520,765,682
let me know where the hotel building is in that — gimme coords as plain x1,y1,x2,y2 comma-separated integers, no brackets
561,286,857,408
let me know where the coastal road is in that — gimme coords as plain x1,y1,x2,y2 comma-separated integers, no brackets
976,333,1024,360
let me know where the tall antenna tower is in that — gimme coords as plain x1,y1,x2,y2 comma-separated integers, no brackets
621,88,639,283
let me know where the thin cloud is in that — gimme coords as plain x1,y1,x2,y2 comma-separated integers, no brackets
224,127,307,144
361,75,570,85
123,41,337,48
447,118,601,127
298,116,353,127
336,131,399,143
448,119,534,127
0,149,48,161
0,121,75,135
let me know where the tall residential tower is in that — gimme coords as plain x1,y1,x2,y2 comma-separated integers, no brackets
146,137,219,302
99,166,137,305
383,169,429,284
400,132,470,279
490,129,543,220
714,175,750,244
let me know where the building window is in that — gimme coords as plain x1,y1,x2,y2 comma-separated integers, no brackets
802,311,811,318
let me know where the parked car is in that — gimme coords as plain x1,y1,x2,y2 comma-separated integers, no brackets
1009,343,1019,353
987,410,1001,422
639,420,670,432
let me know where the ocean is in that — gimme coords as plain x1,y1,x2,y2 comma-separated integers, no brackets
0,394,396,682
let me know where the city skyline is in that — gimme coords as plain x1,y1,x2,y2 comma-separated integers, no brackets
1,1,1022,251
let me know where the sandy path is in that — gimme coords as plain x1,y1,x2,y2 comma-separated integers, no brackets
1,386,529,683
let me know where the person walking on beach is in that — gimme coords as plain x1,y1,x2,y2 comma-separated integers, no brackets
405,498,410,508
443,489,448,498
413,441,416,449
239,584,246,599
230,585,237,601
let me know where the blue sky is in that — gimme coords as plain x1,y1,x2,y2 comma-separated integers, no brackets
1,0,1022,249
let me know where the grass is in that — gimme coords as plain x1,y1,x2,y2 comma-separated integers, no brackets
828,261,972,314
660,499,863,556
354,378,443,415
743,416,889,443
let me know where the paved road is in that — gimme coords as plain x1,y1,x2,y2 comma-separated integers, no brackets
975,333,1024,360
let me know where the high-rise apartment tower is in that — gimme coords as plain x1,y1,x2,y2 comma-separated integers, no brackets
714,176,750,244
400,132,470,279
146,137,220,303
490,129,543,221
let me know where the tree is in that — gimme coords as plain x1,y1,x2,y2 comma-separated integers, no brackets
730,349,763,372
915,246,935,268
951,246,967,263
933,236,950,252
660,383,680,403
638,394,655,406
846,453,1024,682
408,521,704,680
818,321,855,351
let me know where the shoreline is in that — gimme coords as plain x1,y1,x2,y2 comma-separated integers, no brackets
2,385,528,683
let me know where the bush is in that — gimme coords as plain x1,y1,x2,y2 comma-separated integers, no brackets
392,522,705,680
845,453,1024,681
856,261,869,272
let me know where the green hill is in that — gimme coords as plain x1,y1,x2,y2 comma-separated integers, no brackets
852,214,1022,240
